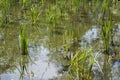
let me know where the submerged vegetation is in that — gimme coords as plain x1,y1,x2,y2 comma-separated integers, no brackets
0,0,120,80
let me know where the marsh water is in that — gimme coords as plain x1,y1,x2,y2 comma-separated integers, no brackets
0,0,120,80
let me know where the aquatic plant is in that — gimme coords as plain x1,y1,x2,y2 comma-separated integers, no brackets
18,25,35,80
11,0,19,3
19,0,28,8
58,0,67,17
16,53,34,80
19,55,29,80
102,0,109,10
0,0,10,27
18,25,30,79
67,47,95,80
101,15,112,53
19,25,28,55
101,0,115,14
30,0,46,25
30,4,39,25
46,1,61,25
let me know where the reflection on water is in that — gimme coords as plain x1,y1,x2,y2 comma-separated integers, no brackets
0,1,120,80
79,25,120,80
0,45,60,80
28,45,59,80
111,61,120,80
1,25,119,80
79,26,99,47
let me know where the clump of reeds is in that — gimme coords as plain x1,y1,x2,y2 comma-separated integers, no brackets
19,55,29,80
0,0,10,27
30,4,39,25
19,25,28,55
101,15,112,53
66,47,95,80
19,0,28,8
18,25,34,79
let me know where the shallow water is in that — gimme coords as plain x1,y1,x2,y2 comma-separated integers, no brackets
0,1,120,80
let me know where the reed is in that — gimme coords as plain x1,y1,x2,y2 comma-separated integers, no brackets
19,25,28,55
18,26,30,79
101,15,112,53
30,0,46,25
46,1,61,26
30,4,39,25
17,53,33,80
67,47,95,80
102,0,108,10
0,0,10,26
18,25,34,80
19,55,29,80
19,0,28,8
62,30,73,59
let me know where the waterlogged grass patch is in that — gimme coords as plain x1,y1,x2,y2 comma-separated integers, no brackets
1,0,10,26
65,47,95,80
101,15,112,53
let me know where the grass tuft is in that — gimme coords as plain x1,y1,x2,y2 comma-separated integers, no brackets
19,25,28,55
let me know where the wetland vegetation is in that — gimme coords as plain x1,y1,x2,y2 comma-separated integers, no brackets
0,0,120,80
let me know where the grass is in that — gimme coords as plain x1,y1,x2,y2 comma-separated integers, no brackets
30,0,46,25
19,0,28,8
19,55,29,80
101,14,112,53
19,25,28,55
96,0,113,54
0,0,10,27
64,47,95,80
0,0,119,79
30,4,39,25
19,25,33,79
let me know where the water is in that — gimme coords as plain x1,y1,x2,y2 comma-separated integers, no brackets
0,45,60,80
0,1,120,80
